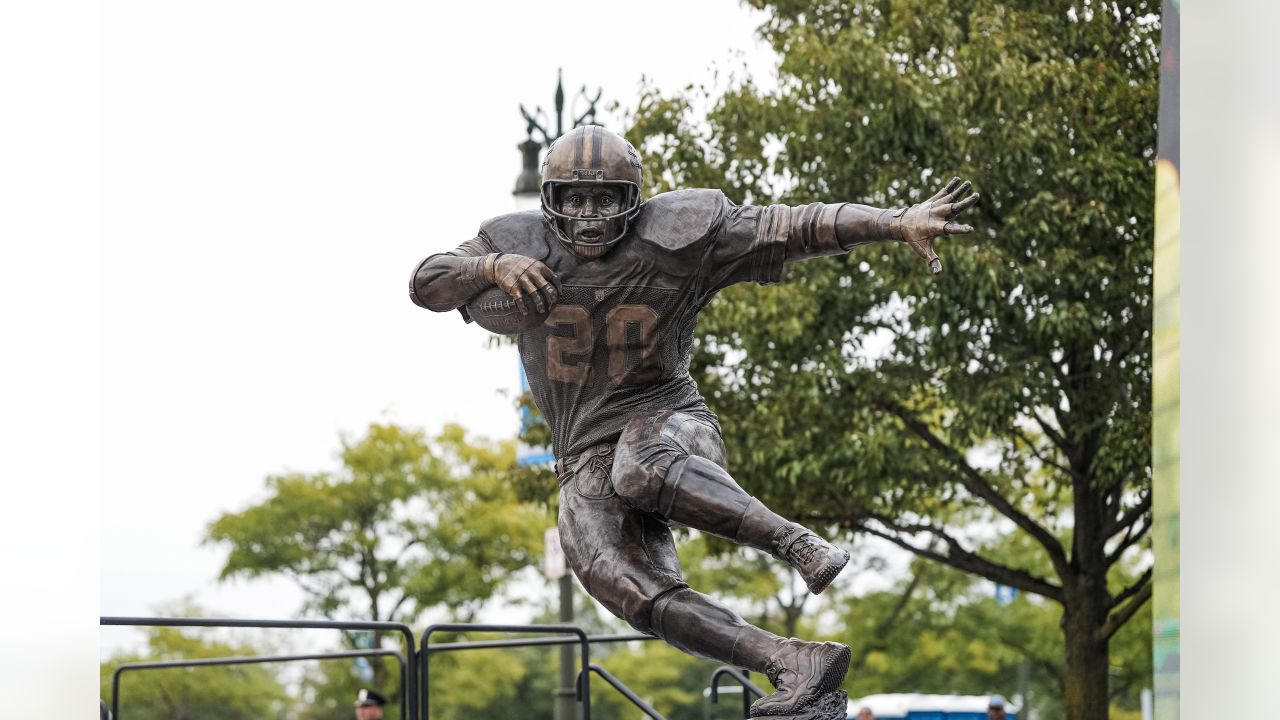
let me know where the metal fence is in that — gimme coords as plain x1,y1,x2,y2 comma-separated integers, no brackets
101,617,759,720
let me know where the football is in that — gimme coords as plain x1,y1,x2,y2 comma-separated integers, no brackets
465,286,554,335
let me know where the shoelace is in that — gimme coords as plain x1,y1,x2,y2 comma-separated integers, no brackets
787,533,820,565
764,656,785,687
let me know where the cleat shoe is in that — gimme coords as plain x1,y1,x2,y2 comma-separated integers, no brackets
772,526,851,595
749,639,851,717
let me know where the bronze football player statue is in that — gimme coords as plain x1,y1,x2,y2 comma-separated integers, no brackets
410,125,978,720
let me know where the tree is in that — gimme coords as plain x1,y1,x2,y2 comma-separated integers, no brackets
205,422,550,688
837,544,1152,719
101,608,290,720
623,2,1157,718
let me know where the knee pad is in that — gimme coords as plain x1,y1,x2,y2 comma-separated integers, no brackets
605,584,687,635
648,586,689,636
657,455,753,537
613,411,734,515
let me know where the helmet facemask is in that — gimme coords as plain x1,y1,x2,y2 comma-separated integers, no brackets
543,182,639,259
539,125,643,260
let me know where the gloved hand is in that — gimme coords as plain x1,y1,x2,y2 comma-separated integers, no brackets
892,177,980,275
486,253,562,315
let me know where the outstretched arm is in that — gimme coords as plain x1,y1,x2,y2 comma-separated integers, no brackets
787,177,980,275
410,236,560,315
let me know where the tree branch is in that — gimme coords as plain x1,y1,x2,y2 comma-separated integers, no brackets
1104,474,1127,518
395,538,423,563
388,591,412,622
850,566,926,674
1098,569,1153,642
881,400,1072,580
1107,491,1152,538
1011,424,1080,480
855,514,1064,602
295,576,334,602
1032,408,1072,456
1106,516,1150,566
1110,567,1153,611
993,635,1064,686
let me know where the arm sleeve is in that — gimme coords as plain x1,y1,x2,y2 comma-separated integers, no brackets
786,202,897,260
408,234,498,313
700,200,792,293
702,200,899,292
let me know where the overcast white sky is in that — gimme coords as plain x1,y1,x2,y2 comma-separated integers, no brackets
98,0,781,654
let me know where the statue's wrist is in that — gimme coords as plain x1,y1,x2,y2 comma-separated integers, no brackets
483,253,502,285
885,207,909,243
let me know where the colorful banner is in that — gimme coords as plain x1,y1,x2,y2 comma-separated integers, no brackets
1152,0,1180,717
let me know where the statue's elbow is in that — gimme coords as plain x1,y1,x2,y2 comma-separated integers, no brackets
409,281,459,313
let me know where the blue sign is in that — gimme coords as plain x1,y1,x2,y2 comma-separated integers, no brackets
994,584,1018,605
516,364,554,467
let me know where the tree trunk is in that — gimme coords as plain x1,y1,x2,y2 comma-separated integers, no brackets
1061,596,1110,720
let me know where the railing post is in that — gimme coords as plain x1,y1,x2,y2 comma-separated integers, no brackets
708,666,765,719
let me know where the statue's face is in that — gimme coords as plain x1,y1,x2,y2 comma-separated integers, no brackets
554,183,627,259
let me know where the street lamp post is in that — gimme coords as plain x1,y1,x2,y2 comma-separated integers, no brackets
512,70,603,720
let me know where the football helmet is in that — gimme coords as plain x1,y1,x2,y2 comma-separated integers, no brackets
540,125,643,258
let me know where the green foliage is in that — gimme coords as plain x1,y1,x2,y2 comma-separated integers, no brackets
836,556,1152,720
622,2,1157,717
205,422,551,696
295,654,404,720
101,618,290,720
206,422,549,624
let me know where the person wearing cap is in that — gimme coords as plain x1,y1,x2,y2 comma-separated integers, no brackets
987,695,1008,719
354,688,387,720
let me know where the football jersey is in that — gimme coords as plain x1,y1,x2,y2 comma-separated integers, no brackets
477,189,790,457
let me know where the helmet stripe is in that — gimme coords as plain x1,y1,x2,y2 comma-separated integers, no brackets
581,127,594,170
572,127,584,169
591,126,604,170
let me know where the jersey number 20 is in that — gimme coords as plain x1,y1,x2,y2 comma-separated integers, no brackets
546,304,662,385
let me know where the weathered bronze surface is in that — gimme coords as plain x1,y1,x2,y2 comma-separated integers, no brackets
410,125,977,719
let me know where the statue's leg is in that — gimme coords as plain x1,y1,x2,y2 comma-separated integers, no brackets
557,437,852,719
555,444,782,670
611,411,850,595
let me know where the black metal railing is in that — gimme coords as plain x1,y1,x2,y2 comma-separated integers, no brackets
101,617,418,720
421,623,594,720
584,663,666,719
708,665,765,719
109,649,405,720
102,617,750,720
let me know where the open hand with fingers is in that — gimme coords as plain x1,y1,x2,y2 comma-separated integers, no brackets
488,253,562,315
891,176,980,275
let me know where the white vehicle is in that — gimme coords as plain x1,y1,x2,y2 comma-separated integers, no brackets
847,693,1019,720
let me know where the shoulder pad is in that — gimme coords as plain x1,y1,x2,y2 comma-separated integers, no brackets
632,189,727,252
479,210,552,260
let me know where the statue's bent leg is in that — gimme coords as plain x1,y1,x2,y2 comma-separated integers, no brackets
556,446,781,670
558,435,852,719
611,411,851,595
